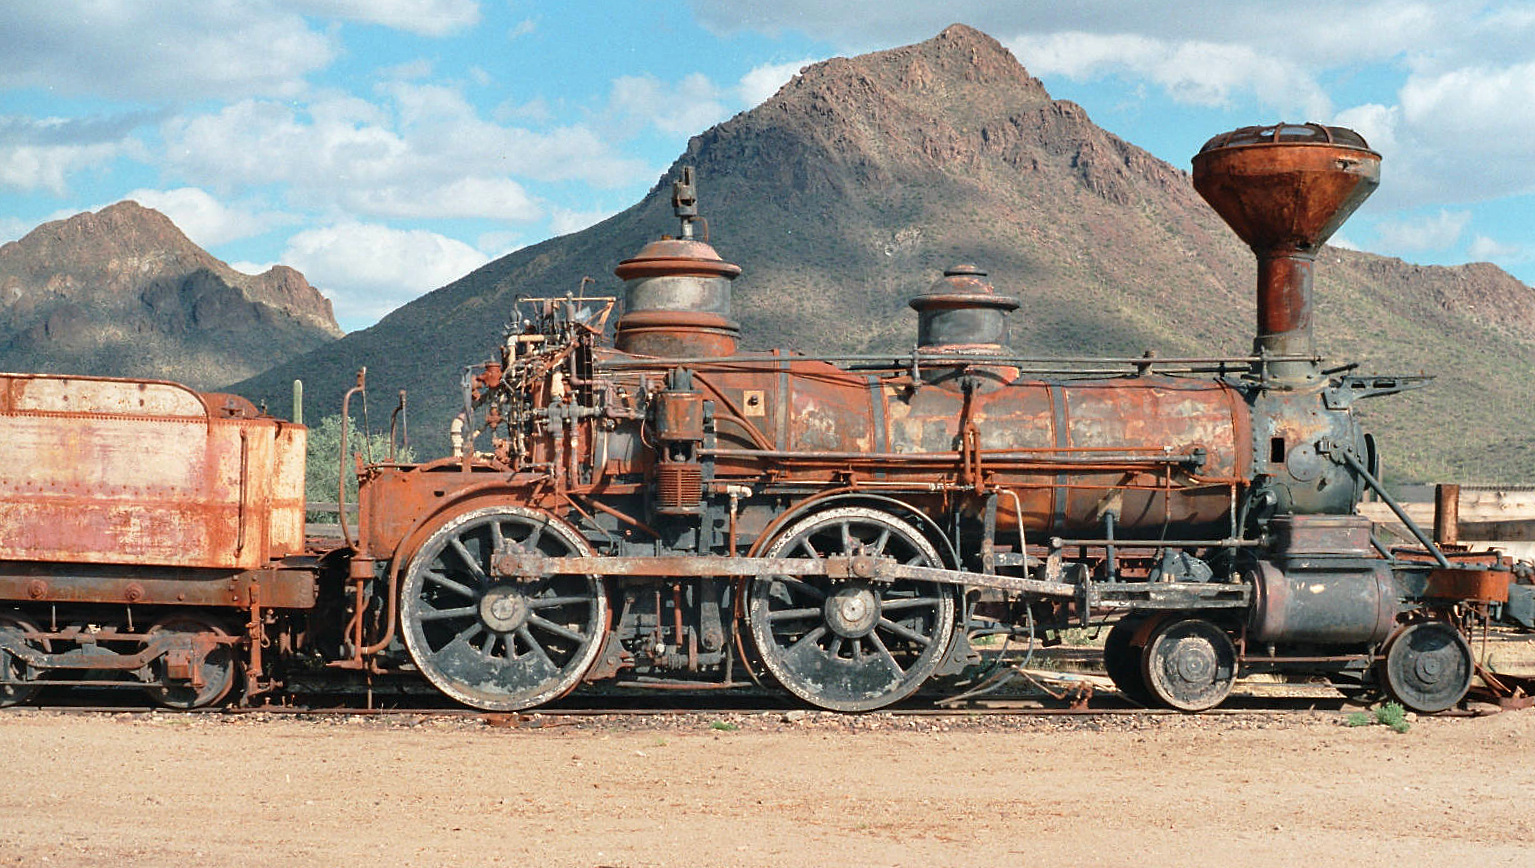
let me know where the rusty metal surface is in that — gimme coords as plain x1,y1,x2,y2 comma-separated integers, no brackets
1425,568,1511,603
1192,123,1380,373
0,372,306,572
0,564,317,609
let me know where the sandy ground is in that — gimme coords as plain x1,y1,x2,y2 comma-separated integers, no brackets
2,703,1532,868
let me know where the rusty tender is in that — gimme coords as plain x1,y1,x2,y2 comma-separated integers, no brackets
2,124,1532,713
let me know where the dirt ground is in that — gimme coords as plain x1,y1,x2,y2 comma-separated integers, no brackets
2,701,1533,868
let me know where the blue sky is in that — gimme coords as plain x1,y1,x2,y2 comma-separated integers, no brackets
3,1,1532,332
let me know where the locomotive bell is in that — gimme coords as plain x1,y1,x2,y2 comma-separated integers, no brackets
1192,123,1380,382
908,265,1020,352
613,168,742,358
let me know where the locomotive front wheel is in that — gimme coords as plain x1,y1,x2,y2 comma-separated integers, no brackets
0,614,47,707
1140,617,1238,712
1381,621,1473,714
143,615,240,709
1103,616,1152,706
401,507,608,711
748,507,956,712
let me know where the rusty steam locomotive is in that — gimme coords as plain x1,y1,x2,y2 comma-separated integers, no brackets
1,124,1524,714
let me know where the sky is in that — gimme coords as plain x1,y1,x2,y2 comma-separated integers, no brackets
3,1,1533,333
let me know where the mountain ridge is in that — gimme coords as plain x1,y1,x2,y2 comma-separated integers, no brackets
0,201,341,389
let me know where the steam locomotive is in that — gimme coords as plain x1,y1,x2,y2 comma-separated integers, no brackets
0,124,1524,714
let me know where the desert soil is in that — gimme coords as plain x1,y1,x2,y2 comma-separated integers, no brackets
2,700,1533,868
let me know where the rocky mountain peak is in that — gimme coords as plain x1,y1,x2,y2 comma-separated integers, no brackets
0,201,341,389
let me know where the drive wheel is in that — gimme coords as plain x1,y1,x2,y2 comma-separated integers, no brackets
748,507,956,712
401,506,608,711
1381,621,1473,714
1141,617,1238,712
1103,616,1152,705
0,615,47,707
144,615,240,709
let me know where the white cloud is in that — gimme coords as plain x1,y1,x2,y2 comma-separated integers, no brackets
121,187,296,247
509,17,538,39
738,59,818,106
607,74,732,137
0,143,122,195
1005,32,1331,117
0,2,334,100
161,86,646,222
282,222,491,326
549,207,618,237
1373,210,1471,252
1331,104,1399,156
281,0,481,36
1469,235,1523,261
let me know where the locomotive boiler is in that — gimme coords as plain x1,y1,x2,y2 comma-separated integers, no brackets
0,123,1522,714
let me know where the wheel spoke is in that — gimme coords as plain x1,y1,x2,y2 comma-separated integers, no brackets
798,539,820,559
528,615,589,645
417,605,477,622
425,570,477,599
528,595,595,610
867,631,906,677
840,521,854,554
787,625,828,653
767,606,823,623
517,625,556,669
524,521,545,553
826,636,844,659
871,527,891,555
880,596,939,612
777,578,826,601
877,617,933,647
448,538,490,585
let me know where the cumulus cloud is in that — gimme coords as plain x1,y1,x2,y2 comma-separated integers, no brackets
281,0,481,36
282,222,491,327
549,207,619,237
1372,210,1471,252
1006,32,1331,117
0,113,153,194
606,74,732,137
738,59,818,106
1468,235,1524,261
0,2,334,101
121,187,297,247
160,85,648,222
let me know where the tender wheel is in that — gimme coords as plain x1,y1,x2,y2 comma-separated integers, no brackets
1381,621,1473,714
401,506,608,711
747,507,956,712
1103,616,1152,705
1141,617,1238,712
0,614,47,707
144,615,240,709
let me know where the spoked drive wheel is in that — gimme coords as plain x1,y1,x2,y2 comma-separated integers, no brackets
747,507,957,712
0,614,47,708
1381,620,1473,714
143,615,241,709
401,506,608,711
1141,617,1238,712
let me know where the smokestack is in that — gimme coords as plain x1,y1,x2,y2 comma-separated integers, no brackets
1192,123,1380,382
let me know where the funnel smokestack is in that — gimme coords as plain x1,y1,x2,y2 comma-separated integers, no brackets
1192,123,1380,381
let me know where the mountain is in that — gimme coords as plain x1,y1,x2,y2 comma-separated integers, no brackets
231,24,1535,484
0,201,342,390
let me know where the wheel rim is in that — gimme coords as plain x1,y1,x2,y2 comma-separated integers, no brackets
748,507,956,712
401,506,608,711
144,616,239,709
1103,616,1152,705
1141,618,1237,712
0,615,45,708
1382,621,1472,714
